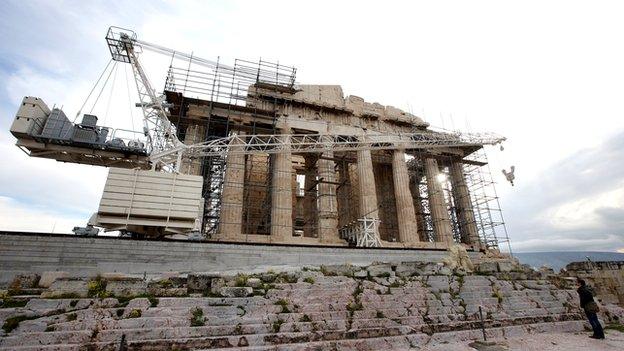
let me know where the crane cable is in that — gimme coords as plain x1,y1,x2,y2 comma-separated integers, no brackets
73,59,113,123
89,60,118,115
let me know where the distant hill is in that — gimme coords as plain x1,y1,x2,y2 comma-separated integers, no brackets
513,251,624,272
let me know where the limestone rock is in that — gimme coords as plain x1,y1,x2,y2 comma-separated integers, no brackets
478,262,499,273
247,278,262,288
367,264,393,277
106,278,147,297
321,264,359,277
41,278,88,298
38,271,69,288
187,273,213,293
219,286,253,298
468,340,510,351
497,261,513,272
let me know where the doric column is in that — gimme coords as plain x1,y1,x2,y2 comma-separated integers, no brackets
217,132,245,240
424,157,454,246
317,151,340,243
449,161,482,250
392,150,420,244
270,130,293,241
356,149,379,220
302,155,317,238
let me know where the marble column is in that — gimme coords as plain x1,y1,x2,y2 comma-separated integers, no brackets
217,132,245,240
424,157,454,246
392,150,420,244
302,155,317,238
356,149,379,220
317,151,340,243
449,161,482,250
270,130,293,241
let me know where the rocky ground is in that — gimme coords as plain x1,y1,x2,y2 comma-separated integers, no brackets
0,261,623,350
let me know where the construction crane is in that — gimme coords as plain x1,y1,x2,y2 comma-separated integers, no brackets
9,26,507,240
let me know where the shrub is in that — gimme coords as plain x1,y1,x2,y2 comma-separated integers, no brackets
66,313,77,321
272,318,284,333
2,315,38,333
190,307,204,327
87,276,108,298
300,314,312,323
127,309,142,319
303,277,315,284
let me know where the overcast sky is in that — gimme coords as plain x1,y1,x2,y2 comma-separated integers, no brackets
1,0,623,253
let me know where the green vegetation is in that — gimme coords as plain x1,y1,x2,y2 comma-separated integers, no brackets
272,318,284,333
190,307,204,327
303,277,315,284
346,301,363,313
69,300,79,308
606,324,624,333
2,315,39,333
300,314,312,323
157,279,173,288
1,298,28,308
116,308,124,317
376,310,385,319
234,274,249,287
127,309,142,319
377,272,391,278
87,276,108,298
274,299,291,313
45,325,55,332
66,313,77,321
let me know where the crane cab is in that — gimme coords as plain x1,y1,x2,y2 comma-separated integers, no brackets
11,96,150,169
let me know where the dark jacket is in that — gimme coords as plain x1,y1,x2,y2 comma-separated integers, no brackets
577,285,595,309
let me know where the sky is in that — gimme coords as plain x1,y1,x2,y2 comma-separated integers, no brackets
0,0,623,252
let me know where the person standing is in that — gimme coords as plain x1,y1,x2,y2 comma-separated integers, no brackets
577,278,605,339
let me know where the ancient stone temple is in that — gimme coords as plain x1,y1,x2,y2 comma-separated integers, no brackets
165,61,507,252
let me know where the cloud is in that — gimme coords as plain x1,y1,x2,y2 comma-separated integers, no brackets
505,130,624,252
0,196,85,233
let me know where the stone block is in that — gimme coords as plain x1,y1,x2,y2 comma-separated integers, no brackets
497,261,513,272
187,273,213,293
367,264,393,277
477,262,498,273
395,262,425,278
321,264,359,277
219,286,253,298
247,278,262,288
106,278,147,297
42,278,88,298
10,273,40,290
38,271,69,288
354,270,368,279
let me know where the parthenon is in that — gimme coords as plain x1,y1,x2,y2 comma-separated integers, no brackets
161,59,505,251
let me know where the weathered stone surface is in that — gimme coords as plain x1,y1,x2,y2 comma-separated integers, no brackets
321,264,359,277
247,278,262,288
9,273,40,290
219,286,253,298
395,262,425,277
38,271,69,288
106,278,147,297
41,278,88,298
367,264,393,277
478,262,499,273
187,273,213,293
498,261,514,272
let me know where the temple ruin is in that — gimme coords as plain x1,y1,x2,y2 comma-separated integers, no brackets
162,59,508,251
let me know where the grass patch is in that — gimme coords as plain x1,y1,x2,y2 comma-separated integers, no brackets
300,314,312,323
127,309,142,319
1,298,28,308
274,299,291,313
272,318,284,333
234,274,249,287
376,310,385,318
2,315,39,333
87,276,108,298
157,279,173,288
606,324,624,333
190,307,204,327
66,313,77,321
303,277,315,284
